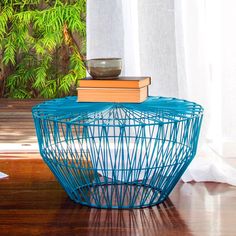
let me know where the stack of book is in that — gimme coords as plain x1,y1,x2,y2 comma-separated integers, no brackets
77,76,151,103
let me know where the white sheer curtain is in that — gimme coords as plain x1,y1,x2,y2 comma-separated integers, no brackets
87,0,236,185
175,0,236,185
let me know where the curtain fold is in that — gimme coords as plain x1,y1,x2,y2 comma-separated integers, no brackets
87,0,236,185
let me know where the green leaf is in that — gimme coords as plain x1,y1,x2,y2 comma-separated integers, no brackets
3,40,16,65
1,0,86,98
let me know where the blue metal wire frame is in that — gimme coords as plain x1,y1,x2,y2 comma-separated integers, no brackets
32,96,204,209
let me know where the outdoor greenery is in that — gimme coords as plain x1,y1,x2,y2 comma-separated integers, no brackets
0,0,86,98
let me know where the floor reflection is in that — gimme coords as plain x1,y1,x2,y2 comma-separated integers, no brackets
178,182,236,236
56,198,192,236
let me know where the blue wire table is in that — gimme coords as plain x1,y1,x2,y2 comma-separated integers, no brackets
32,96,203,209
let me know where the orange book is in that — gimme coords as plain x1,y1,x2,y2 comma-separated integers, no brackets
77,86,148,103
79,76,151,89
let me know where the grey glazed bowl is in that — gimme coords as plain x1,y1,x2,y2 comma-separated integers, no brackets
86,58,122,79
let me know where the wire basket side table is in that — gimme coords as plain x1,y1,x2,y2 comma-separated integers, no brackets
32,96,203,209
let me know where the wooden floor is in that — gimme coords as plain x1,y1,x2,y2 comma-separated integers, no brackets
1,100,236,235
1,157,236,236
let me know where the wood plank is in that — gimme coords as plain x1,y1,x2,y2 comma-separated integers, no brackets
0,137,37,142
0,153,41,158
0,124,34,127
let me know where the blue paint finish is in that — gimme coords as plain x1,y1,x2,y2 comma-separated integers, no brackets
32,96,203,209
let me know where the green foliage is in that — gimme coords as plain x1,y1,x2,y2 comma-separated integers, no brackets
0,0,86,98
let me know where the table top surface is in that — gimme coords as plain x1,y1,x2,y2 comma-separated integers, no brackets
32,96,203,126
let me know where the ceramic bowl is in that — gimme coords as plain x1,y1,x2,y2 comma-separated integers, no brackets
86,58,122,79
